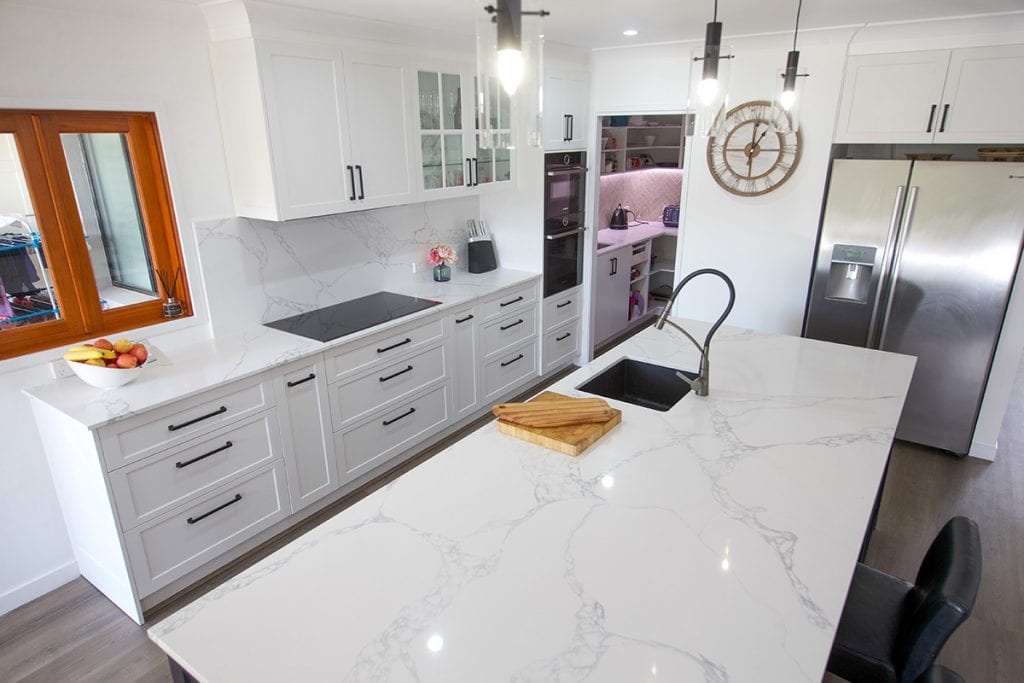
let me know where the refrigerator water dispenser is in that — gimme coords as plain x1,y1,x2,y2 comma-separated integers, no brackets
825,244,876,303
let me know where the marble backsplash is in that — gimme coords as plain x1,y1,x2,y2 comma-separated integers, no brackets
194,196,481,334
597,168,683,228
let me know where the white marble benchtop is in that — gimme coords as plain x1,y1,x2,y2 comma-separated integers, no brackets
596,221,678,255
22,268,540,430
148,321,915,682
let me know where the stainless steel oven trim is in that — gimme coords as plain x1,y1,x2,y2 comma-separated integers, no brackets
545,227,587,240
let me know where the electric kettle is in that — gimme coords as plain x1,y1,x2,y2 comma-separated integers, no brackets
609,204,634,230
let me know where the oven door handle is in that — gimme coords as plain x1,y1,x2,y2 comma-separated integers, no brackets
545,227,587,240
546,168,587,176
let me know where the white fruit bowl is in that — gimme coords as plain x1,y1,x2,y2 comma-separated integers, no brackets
67,360,144,389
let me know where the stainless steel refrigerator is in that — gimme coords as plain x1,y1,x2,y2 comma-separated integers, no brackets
804,160,1024,455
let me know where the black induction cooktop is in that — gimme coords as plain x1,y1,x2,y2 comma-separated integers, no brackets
264,291,442,343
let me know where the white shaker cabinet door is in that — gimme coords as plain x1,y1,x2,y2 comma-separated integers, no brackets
936,44,1024,144
345,51,418,209
258,41,355,219
450,308,481,421
274,357,339,511
543,70,589,152
835,50,950,144
593,247,630,346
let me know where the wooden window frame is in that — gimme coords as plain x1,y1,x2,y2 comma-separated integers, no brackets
0,110,191,360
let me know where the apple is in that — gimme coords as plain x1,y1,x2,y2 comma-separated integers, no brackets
105,360,118,367
93,338,114,351
115,353,138,369
113,338,134,354
129,343,148,364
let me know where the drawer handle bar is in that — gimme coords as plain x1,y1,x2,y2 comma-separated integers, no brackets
556,332,572,341
187,493,242,525
377,338,412,354
499,295,524,307
382,407,416,426
501,353,524,367
556,299,572,308
456,314,474,324
500,318,524,331
176,441,233,469
168,406,227,432
380,365,414,382
286,373,316,388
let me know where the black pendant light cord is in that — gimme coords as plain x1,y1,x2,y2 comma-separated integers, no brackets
792,0,802,50
713,0,718,22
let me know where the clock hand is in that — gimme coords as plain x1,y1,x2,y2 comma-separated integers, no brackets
753,127,770,149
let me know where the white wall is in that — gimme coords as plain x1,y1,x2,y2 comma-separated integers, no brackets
0,0,234,615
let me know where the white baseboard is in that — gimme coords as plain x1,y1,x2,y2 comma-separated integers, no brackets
968,438,998,462
0,561,80,617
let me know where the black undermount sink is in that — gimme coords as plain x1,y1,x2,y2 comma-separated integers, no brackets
576,358,697,412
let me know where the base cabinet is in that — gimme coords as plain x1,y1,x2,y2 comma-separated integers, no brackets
594,247,631,345
450,307,480,420
274,357,339,513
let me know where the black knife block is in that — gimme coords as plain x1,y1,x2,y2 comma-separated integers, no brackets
468,236,497,273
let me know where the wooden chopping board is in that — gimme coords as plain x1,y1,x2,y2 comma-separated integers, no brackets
496,391,621,456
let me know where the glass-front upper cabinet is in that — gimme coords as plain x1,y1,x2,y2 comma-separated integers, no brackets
475,75,512,186
414,66,513,195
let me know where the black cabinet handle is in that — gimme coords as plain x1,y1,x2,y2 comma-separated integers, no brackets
379,365,413,382
168,406,227,432
472,158,479,186
187,493,242,525
926,104,937,133
556,299,572,308
286,373,315,388
347,165,356,200
456,314,474,324
501,353,524,367
610,257,617,276
564,114,571,142
499,295,524,307
176,441,233,469
382,407,416,426
939,104,950,133
465,158,472,187
377,337,412,353
356,165,365,199
568,114,574,141
500,318,524,331
556,332,572,342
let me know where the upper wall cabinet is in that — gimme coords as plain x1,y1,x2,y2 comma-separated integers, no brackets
543,69,589,152
210,39,416,221
835,45,1024,145
412,64,513,197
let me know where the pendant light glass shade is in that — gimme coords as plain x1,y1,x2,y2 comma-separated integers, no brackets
691,40,731,138
771,51,803,134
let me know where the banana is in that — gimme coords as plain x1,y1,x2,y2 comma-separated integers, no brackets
64,348,104,361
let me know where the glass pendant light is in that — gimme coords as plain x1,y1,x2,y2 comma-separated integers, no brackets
692,0,733,138
771,0,808,134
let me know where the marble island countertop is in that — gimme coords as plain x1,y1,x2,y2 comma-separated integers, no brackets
148,320,915,682
22,268,540,430
596,221,677,256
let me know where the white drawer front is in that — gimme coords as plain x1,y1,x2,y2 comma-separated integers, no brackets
330,343,447,428
99,377,275,470
481,305,537,358
543,289,580,332
337,384,450,479
325,317,444,383
124,462,289,597
543,319,581,374
484,340,539,401
479,282,538,321
109,412,281,530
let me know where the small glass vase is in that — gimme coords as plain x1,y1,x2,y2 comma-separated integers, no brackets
433,263,451,282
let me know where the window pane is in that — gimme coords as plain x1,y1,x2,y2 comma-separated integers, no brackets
441,73,462,130
0,133,59,328
61,133,159,310
418,71,440,130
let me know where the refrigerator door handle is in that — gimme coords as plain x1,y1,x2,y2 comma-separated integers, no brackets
878,185,919,349
868,185,906,347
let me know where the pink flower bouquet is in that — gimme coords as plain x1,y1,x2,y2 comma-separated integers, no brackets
428,243,458,267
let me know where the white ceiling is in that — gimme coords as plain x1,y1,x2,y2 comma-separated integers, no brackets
195,0,1024,48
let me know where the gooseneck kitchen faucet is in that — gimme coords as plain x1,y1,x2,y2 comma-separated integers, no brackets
655,268,736,397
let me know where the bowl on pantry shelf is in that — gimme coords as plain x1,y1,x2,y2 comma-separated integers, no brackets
67,359,145,389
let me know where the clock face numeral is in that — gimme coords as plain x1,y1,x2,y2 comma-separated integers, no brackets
706,100,801,197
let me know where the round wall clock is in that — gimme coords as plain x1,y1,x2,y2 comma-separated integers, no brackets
706,100,802,196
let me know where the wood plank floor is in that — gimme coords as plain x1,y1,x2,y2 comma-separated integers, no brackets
2,358,1023,682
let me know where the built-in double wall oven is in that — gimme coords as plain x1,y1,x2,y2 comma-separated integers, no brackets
543,151,586,298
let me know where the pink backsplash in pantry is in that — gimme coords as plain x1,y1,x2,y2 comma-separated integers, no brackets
598,168,683,229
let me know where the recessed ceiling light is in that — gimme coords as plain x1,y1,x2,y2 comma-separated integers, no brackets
623,29,639,37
